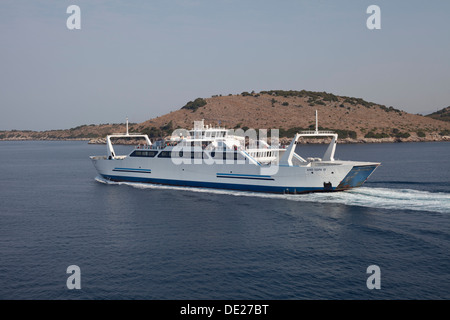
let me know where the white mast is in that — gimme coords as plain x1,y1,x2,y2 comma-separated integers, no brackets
126,117,129,136
315,110,318,134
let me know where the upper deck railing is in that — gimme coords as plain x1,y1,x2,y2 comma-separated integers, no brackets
299,130,336,135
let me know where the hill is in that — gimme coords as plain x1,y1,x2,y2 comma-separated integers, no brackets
426,106,450,122
135,90,450,142
1,90,450,143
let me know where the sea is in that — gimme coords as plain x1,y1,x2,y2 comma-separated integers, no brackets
0,140,449,301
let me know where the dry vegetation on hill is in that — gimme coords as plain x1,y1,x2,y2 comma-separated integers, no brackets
135,90,450,143
2,90,450,143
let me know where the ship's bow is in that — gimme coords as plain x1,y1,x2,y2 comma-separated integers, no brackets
336,164,380,190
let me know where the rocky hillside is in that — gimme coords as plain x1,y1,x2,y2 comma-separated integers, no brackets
135,90,450,143
2,90,450,143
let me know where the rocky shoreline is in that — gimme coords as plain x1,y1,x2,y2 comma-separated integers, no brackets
294,135,450,144
1,135,449,144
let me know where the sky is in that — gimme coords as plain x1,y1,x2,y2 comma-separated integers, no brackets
1,0,449,131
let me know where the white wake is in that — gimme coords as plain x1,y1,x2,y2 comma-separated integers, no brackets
95,176,450,214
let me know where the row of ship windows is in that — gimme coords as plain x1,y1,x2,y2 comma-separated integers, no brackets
131,150,246,160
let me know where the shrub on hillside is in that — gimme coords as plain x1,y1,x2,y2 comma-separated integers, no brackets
181,98,207,112
364,131,390,139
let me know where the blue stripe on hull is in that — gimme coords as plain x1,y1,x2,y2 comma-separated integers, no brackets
113,168,152,174
216,173,273,178
100,174,334,194
216,175,274,181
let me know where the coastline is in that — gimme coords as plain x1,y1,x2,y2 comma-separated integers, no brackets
1,135,449,144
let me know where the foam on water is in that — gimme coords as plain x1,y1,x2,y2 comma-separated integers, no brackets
95,176,450,214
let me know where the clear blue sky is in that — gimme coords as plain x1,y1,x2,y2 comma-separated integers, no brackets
1,0,449,130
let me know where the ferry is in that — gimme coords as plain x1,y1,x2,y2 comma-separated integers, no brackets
90,113,380,194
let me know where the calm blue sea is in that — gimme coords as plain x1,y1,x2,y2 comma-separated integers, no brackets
0,141,449,300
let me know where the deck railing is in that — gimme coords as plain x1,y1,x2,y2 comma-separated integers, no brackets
299,130,336,135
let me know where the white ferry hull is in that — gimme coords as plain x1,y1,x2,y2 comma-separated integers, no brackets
90,117,380,194
91,156,379,194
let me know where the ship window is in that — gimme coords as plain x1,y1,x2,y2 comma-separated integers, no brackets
130,151,142,157
130,150,158,157
157,151,172,158
147,151,158,157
